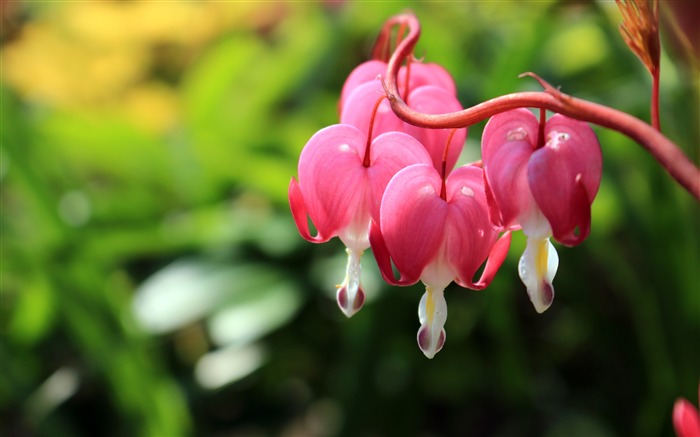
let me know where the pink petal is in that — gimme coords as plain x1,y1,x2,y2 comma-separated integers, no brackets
482,136,534,229
546,114,602,198
289,177,331,243
366,131,433,221
481,109,540,228
403,85,466,173
468,231,512,290
482,170,503,227
528,115,602,246
340,80,404,141
481,108,538,164
339,60,387,115
441,166,506,289
673,398,700,437
378,164,447,285
369,219,402,285
297,124,371,240
405,63,457,96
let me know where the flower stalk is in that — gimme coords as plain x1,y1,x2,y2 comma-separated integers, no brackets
379,13,699,200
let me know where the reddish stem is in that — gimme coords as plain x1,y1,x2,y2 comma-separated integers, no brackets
371,21,391,61
363,95,388,167
396,21,407,49
403,55,412,105
381,13,699,200
440,128,458,201
537,108,546,149
651,67,661,131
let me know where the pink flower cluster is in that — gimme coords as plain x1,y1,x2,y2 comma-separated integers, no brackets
289,57,602,358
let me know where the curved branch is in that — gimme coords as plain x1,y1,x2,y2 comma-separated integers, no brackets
382,13,700,200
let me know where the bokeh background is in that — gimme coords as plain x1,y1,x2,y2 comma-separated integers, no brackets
1,1,698,436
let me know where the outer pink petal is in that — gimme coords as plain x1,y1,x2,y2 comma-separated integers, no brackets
481,109,540,228
673,398,700,437
369,219,414,286
289,177,332,243
403,85,466,173
467,231,512,290
481,108,538,164
482,137,533,229
442,166,505,288
405,63,457,96
340,80,404,140
546,114,603,199
379,164,447,284
528,115,602,246
339,60,387,115
297,124,370,239
366,131,433,221
482,170,503,228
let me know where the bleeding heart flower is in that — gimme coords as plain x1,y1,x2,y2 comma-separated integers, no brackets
481,108,602,313
673,385,700,437
342,80,466,174
370,164,511,358
289,124,432,318
339,60,457,115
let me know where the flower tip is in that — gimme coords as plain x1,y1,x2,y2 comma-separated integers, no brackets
336,283,365,318
417,325,445,359
533,281,554,314
336,248,366,317
417,287,448,358
518,237,558,314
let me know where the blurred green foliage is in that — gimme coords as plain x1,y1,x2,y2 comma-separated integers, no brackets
1,2,698,437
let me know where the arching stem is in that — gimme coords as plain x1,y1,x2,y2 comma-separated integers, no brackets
403,55,412,105
380,13,699,200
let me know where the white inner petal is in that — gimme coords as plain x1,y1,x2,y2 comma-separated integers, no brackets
419,239,454,293
417,286,448,359
518,237,558,314
520,203,552,240
345,248,362,297
336,247,365,318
